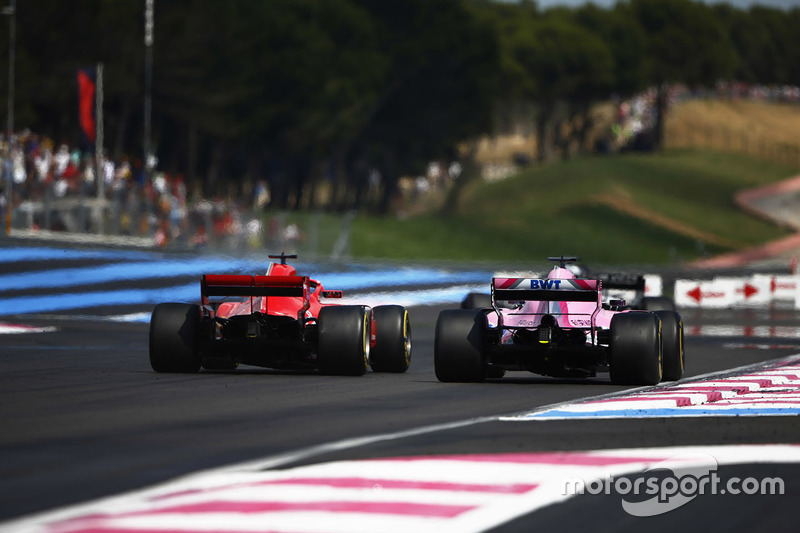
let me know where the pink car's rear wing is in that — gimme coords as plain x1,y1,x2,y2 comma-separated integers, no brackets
492,277,603,334
492,277,602,303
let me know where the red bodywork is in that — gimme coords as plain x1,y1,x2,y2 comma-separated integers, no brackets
195,261,353,371
201,263,341,324
150,254,411,376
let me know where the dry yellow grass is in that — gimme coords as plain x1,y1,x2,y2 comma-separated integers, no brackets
668,99,800,145
665,99,800,168
474,98,800,169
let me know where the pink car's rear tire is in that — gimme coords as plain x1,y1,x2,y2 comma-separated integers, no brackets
370,305,411,373
434,309,487,382
655,310,684,381
149,303,202,373
609,311,662,385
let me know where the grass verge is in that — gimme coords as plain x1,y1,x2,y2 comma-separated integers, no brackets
349,149,796,266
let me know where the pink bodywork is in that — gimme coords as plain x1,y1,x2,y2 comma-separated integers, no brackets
488,266,618,335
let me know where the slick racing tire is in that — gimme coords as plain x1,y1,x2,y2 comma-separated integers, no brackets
434,309,487,382
655,310,685,381
609,311,662,385
369,305,411,373
318,305,370,376
461,292,492,309
149,303,202,373
642,296,676,312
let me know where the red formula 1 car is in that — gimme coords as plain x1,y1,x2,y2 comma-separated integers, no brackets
149,254,411,375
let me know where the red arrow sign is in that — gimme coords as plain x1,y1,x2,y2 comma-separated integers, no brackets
737,283,758,299
687,286,702,303
685,286,729,304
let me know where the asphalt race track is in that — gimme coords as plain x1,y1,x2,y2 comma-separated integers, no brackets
1,243,799,532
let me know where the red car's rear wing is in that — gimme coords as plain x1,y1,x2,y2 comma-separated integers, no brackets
201,274,313,320
202,275,310,299
492,277,601,303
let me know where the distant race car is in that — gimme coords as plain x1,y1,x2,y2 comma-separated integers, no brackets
149,254,411,376
595,272,675,312
437,257,684,385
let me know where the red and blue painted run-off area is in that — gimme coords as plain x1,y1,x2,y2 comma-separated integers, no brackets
0,246,491,317
506,356,800,420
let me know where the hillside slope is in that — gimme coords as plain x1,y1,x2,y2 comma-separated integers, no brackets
352,149,796,266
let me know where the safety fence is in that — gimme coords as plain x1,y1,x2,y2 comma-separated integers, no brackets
4,193,355,260
675,274,800,310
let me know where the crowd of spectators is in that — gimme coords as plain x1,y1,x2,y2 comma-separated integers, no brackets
0,130,286,250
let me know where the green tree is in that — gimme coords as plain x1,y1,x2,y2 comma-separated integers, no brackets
6,0,794,210
574,3,647,100
715,4,800,87
0,0,142,151
348,0,500,213
628,0,737,149
155,0,385,206
501,13,614,161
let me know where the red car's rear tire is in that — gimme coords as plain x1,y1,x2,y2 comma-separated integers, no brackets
370,305,411,373
318,305,370,376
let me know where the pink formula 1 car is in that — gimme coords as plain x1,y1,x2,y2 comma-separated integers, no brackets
149,254,411,376
435,257,683,385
